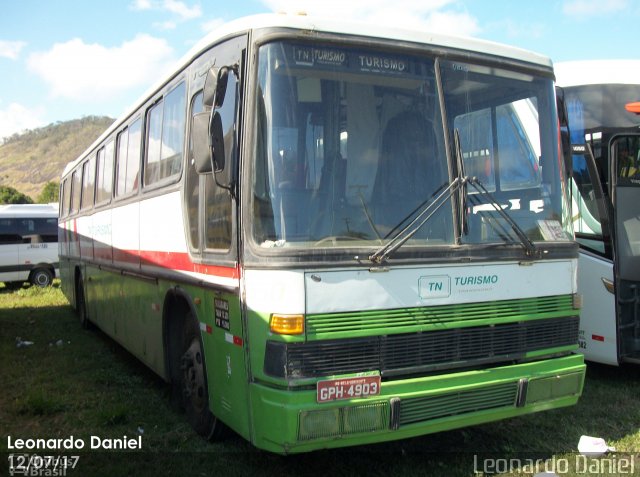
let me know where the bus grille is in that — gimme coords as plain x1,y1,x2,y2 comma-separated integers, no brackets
264,316,579,379
306,295,574,340
398,382,519,426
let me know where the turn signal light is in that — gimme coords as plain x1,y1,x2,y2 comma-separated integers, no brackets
270,314,304,335
572,293,583,309
625,102,640,114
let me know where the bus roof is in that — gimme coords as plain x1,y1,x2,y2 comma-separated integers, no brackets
0,203,58,217
191,14,553,67
555,60,640,87
62,13,554,177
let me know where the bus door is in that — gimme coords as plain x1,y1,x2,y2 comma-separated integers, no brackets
570,142,618,363
610,134,640,362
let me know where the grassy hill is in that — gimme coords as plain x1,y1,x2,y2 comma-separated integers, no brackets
0,116,114,200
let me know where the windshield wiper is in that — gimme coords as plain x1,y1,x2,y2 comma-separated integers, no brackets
369,127,538,263
368,178,463,264
452,128,538,258
467,177,539,257
454,128,468,239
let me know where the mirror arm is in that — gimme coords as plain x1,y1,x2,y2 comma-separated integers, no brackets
214,175,236,200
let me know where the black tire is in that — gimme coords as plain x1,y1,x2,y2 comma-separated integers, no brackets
180,314,224,440
76,274,90,329
30,268,53,287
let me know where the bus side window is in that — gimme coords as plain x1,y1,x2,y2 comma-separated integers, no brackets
71,169,81,214
115,119,142,197
145,99,164,186
95,142,114,205
145,82,186,187
185,86,233,252
60,179,69,217
572,153,607,255
186,91,203,251
128,119,142,193
204,173,232,250
161,83,186,179
116,128,129,197
205,72,237,251
81,156,96,210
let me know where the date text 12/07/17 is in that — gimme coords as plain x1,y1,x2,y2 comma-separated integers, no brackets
8,454,80,476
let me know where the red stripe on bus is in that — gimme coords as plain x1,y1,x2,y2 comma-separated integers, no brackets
68,243,239,281
113,247,140,265
591,334,605,342
138,250,239,279
93,246,113,261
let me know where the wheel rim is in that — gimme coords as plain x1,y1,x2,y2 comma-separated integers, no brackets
181,339,207,413
35,272,50,286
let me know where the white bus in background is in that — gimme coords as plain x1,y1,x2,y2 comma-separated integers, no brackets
0,203,59,287
556,60,640,365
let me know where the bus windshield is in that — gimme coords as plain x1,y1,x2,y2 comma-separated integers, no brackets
252,42,452,249
251,41,570,251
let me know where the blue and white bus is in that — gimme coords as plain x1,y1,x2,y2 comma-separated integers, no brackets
556,60,640,365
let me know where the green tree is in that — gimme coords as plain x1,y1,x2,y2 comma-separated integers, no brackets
0,186,33,204
37,181,59,203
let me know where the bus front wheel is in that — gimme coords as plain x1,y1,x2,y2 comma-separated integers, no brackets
180,315,224,440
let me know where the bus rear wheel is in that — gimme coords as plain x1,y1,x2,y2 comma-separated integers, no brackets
180,315,224,440
76,275,90,329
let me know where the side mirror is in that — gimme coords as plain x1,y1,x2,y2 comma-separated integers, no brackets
211,111,225,173
214,67,230,108
190,64,237,191
190,110,229,178
202,67,218,108
192,112,212,174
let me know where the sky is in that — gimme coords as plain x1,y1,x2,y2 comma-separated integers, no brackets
1,0,639,141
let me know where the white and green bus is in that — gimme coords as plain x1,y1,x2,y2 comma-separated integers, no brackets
59,14,585,453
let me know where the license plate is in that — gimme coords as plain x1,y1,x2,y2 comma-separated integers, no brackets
317,375,381,403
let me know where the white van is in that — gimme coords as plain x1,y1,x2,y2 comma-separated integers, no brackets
0,203,59,287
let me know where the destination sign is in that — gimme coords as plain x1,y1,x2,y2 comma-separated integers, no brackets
291,44,416,76
294,46,348,67
358,54,408,73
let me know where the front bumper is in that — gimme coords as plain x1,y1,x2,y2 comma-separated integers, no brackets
248,354,585,454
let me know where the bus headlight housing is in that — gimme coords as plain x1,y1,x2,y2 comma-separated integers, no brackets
270,314,304,335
